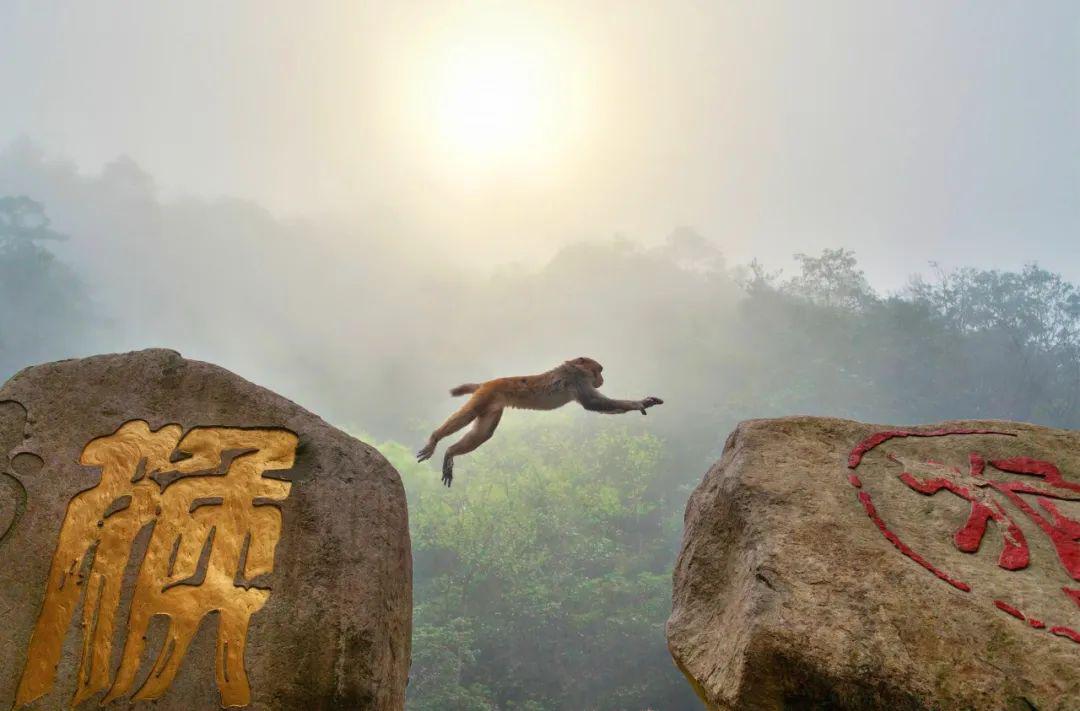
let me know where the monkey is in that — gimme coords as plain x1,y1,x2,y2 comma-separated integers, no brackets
416,357,664,487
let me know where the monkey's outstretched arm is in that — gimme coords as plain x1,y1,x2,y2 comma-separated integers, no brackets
576,386,663,415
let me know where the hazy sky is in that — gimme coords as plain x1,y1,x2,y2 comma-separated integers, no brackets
1,1,1077,288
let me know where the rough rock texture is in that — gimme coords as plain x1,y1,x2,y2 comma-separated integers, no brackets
667,417,1080,711
0,349,411,710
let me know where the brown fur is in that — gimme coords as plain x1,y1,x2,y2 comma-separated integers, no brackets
418,357,663,486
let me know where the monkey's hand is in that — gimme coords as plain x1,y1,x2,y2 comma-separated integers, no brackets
417,440,436,462
639,396,664,414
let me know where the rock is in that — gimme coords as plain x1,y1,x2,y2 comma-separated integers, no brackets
667,416,1080,710
0,350,411,710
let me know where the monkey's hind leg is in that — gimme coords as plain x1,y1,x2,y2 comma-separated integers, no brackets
417,404,478,462
441,409,503,487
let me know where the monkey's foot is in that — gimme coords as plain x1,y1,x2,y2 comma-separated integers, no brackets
417,441,436,462
442,458,454,487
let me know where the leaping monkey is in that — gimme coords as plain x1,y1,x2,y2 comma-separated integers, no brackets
417,357,664,486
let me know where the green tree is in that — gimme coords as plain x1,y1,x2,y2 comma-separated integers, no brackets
369,417,698,711
907,263,1080,424
0,196,89,378
785,247,875,311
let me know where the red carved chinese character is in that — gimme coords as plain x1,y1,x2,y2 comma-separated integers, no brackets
895,452,1080,580
848,428,1080,645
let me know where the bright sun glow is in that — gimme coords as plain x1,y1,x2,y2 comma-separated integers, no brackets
434,45,551,162
400,14,591,179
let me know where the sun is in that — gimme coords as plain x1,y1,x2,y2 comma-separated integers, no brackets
433,43,550,163
401,15,591,177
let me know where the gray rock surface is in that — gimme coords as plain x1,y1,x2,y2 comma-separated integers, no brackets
0,349,411,710
668,417,1080,710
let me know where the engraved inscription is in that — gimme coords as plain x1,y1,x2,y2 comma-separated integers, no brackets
848,429,1080,645
15,420,298,708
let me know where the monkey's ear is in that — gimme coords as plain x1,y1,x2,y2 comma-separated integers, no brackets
566,359,593,377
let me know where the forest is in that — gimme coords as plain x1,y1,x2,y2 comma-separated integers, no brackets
2,146,1079,709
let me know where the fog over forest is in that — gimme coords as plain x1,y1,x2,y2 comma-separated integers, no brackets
4,138,1079,708
3,137,1078,443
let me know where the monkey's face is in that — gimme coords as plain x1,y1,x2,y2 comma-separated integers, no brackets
568,357,604,387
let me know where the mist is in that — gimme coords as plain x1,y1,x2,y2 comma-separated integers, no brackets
1,2,1078,708
4,135,1078,442
2,1,1077,285
5,138,1079,707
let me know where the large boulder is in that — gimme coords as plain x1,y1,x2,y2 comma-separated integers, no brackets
667,417,1080,710
0,350,411,710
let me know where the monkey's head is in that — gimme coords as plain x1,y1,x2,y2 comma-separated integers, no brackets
565,357,604,387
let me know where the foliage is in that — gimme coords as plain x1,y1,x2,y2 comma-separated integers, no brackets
906,264,1080,423
0,196,88,378
784,247,874,310
361,246,1080,709
727,256,1080,429
5,189,1080,709
0,195,68,247
371,418,697,710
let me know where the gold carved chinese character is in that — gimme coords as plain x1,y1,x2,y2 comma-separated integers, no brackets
15,420,298,708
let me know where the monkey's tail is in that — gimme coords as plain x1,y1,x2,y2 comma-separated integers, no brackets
450,383,481,397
